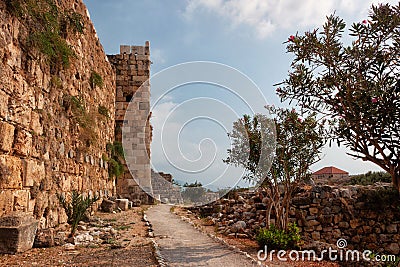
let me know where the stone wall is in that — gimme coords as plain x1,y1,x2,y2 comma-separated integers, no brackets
151,170,183,204
195,185,400,255
0,0,115,228
107,44,153,204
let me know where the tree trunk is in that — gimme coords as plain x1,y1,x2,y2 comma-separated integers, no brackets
390,169,400,193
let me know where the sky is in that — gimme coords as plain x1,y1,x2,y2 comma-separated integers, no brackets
84,0,396,189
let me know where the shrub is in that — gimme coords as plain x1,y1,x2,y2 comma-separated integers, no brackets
256,223,301,250
30,30,75,69
107,158,124,179
63,95,97,147
6,0,84,71
98,105,109,118
348,171,392,186
62,10,85,34
105,142,125,179
58,191,99,236
90,71,103,89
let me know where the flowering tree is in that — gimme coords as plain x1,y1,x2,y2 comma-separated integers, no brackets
225,108,325,230
277,3,400,192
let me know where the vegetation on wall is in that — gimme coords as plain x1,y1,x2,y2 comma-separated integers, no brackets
5,0,85,71
98,105,109,118
90,71,104,89
105,142,125,179
63,95,97,147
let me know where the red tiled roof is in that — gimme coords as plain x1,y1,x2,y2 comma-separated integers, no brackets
313,166,349,175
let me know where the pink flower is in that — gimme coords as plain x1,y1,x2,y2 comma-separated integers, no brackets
371,97,378,103
362,20,368,24
298,118,302,122
288,35,295,42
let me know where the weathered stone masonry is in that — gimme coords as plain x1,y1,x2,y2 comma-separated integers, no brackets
198,185,400,255
0,0,154,252
0,0,115,231
108,43,153,205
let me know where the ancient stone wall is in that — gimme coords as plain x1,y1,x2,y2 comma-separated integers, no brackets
151,170,183,204
197,185,400,255
107,44,153,204
0,0,115,228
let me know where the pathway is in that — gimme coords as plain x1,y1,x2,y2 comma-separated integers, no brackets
146,204,258,267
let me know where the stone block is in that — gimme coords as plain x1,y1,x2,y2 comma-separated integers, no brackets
23,159,45,187
0,90,8,119
0,190,14,217
311,231,320,240
385,243,400,255
0,155,23,189
116,199,129,211
13,130,32,156
13,190,29,212
120,45,131,54
0,122,14,152
13,107,32,128
33,228,55,248
100,199,116,213
0,212,38,254
386,224,397,234
309,207,319,215
349,219,360,229
30,111,43,136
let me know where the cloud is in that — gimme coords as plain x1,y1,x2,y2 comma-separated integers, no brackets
151,48,167,65
150,96,248,188
184,0,397,39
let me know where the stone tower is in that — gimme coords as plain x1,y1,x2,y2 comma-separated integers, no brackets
108,42,153,204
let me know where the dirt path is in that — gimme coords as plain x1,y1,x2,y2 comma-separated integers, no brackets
146,204,258,267
0,208,157,267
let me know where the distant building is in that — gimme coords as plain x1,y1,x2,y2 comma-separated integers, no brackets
312,166,349,185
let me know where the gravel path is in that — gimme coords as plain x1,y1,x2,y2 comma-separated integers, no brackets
147,204,258,267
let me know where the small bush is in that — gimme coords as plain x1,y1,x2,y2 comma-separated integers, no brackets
98,105,109,118
348,171,392,185
30,30,75,69
105,142,125,179
6,0,83,72
107,158,124,178
62,10,85,34
58,191,99,236
50,75,62,89
256,223,301,250
63,95,97,147
90,71,103,89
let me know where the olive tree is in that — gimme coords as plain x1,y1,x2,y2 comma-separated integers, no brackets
225,108,325,230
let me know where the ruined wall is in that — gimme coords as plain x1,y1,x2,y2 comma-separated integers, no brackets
0,0,115,228
197,185,400,255
107,44,153,204
151,170,183,204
